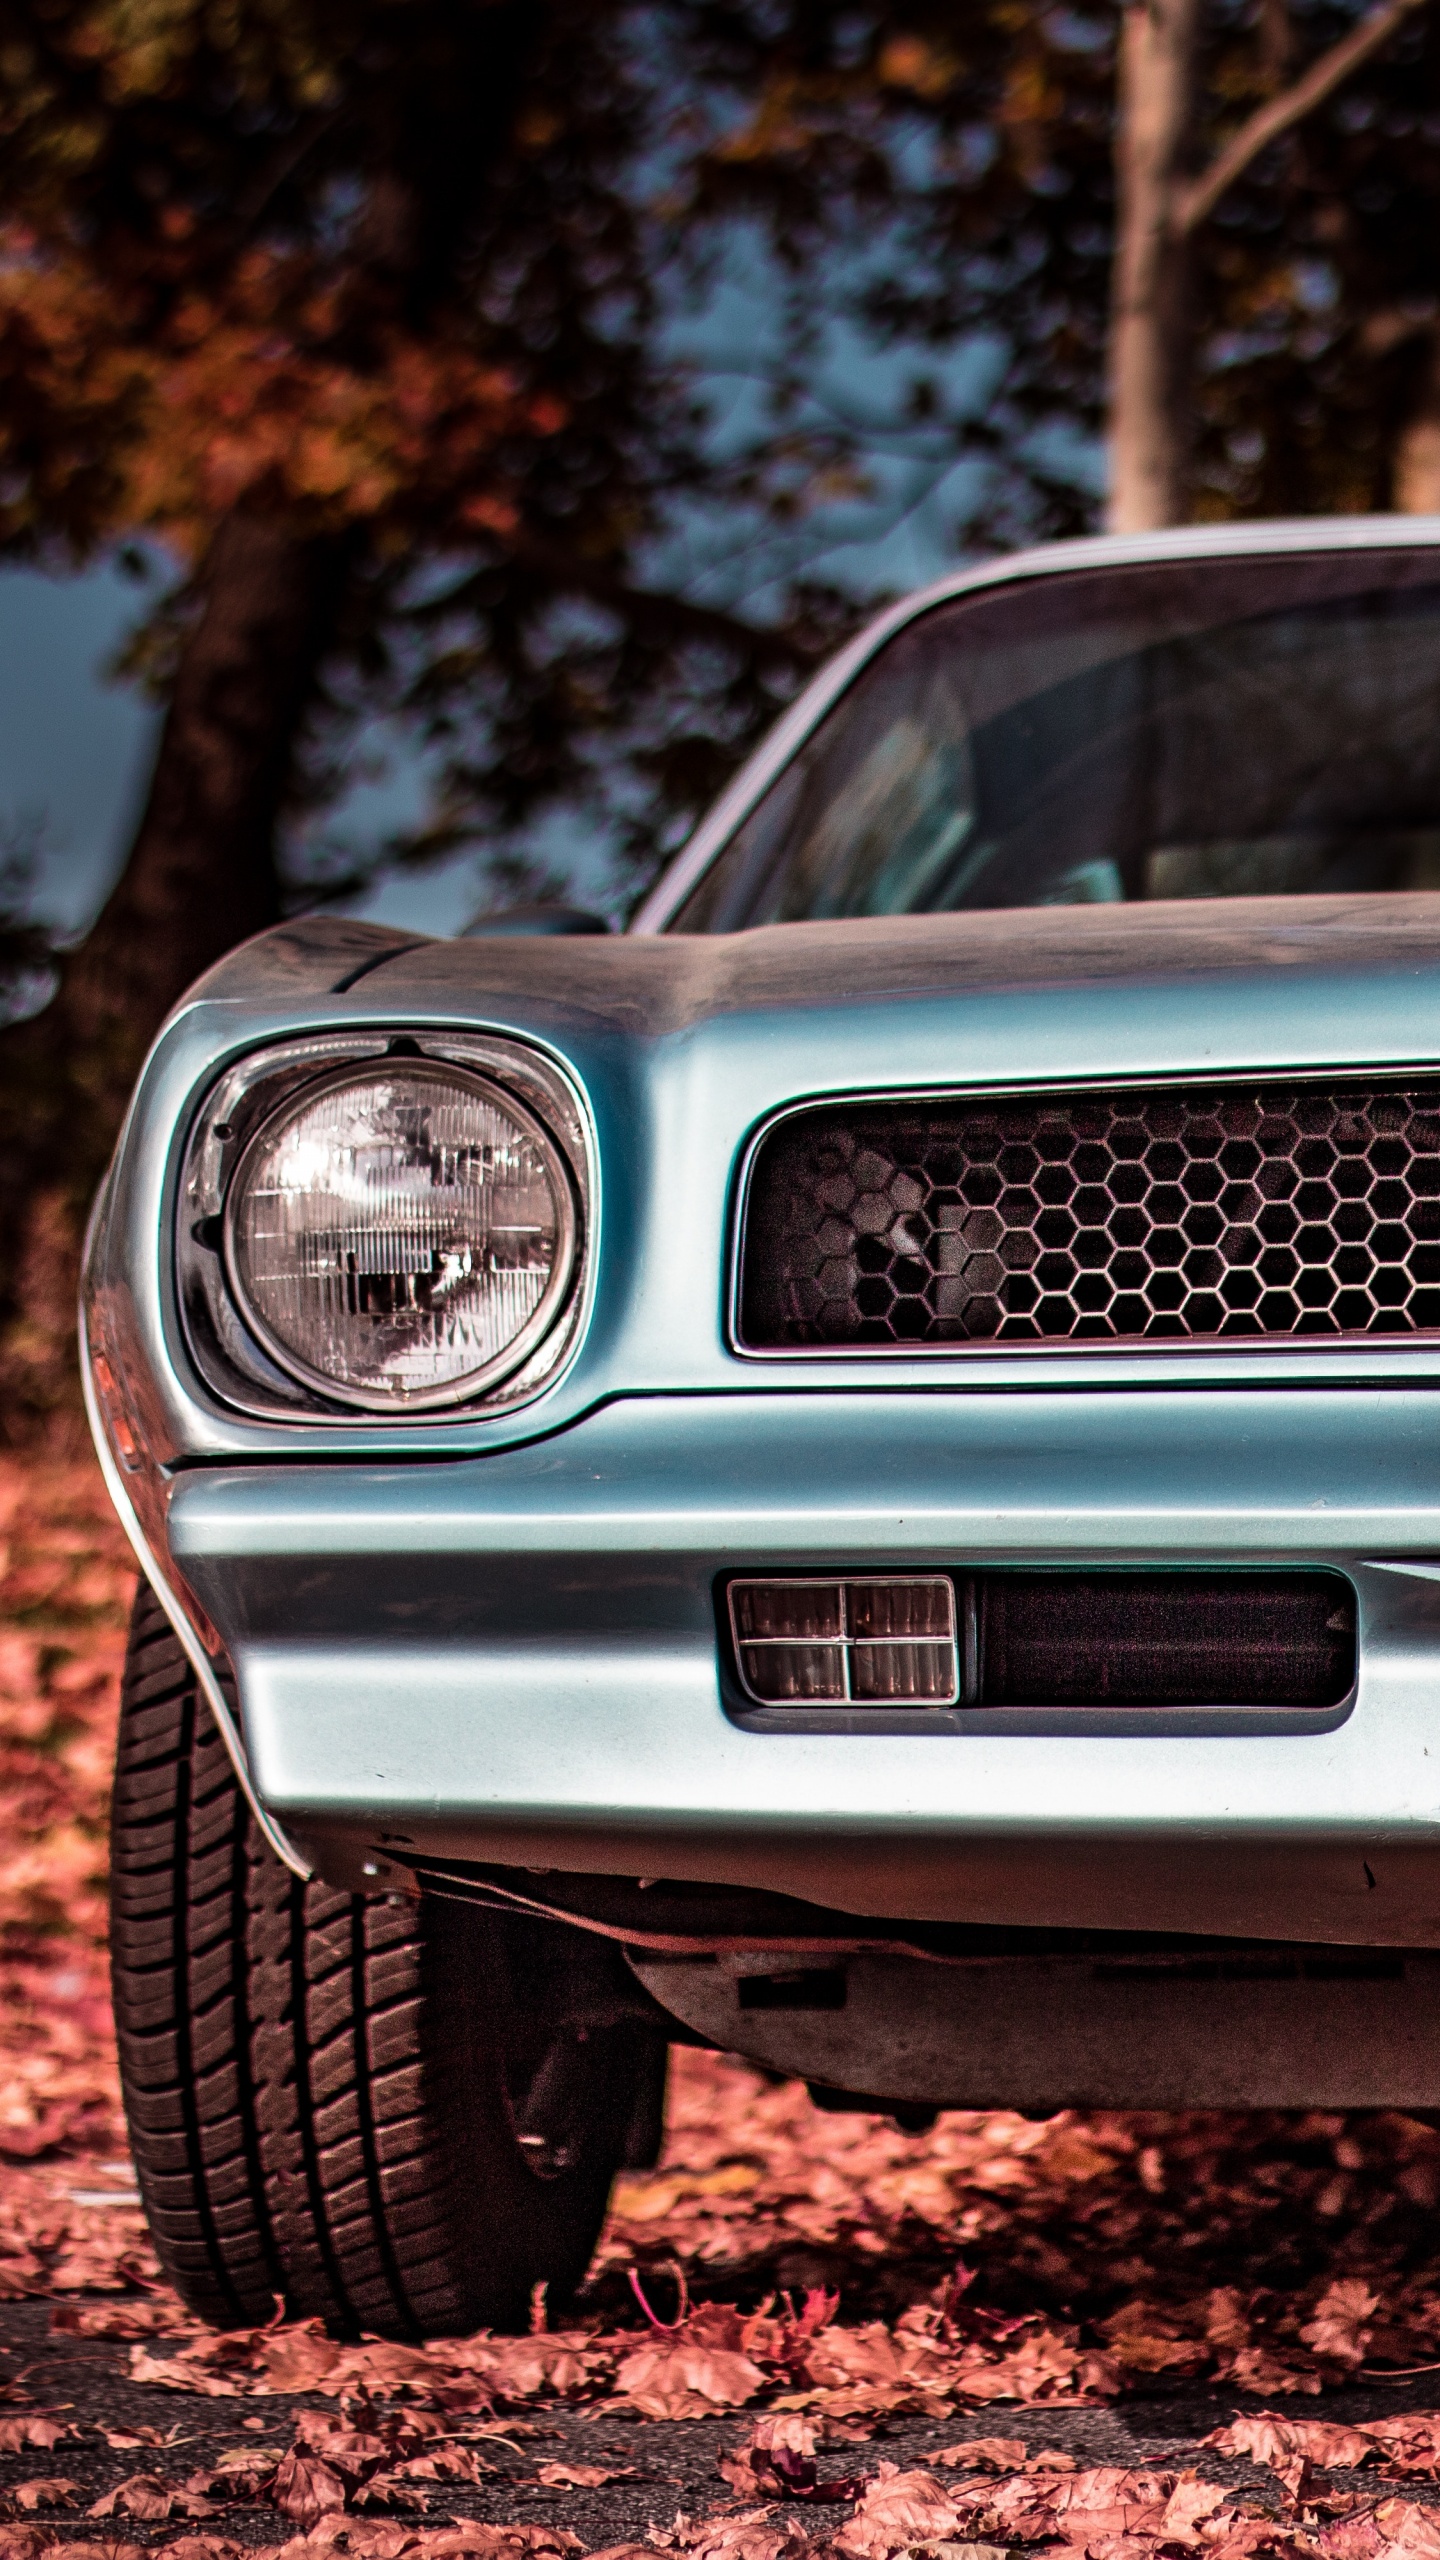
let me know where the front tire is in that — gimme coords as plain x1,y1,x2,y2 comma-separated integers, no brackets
111,1584,649,2336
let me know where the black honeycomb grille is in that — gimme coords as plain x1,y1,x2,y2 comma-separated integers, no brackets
737,1081,1440,1349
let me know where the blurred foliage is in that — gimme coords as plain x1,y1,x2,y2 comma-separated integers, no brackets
0,0,1437,912
0,0,1114,914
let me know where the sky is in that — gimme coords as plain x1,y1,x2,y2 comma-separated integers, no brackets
0,563,158,939
0,560,489,946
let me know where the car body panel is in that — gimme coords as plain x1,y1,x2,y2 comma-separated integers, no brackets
161,1389,1440,1945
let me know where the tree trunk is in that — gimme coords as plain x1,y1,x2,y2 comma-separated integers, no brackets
64,507,346,1069
1392,325,1440,512
1107,0,1202,533
0,505,346,1441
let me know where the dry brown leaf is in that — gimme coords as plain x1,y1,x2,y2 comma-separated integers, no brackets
963,2331,1118,2405
50,2300,183,2337
1365,2420,1440,2477
0,2420,70,2451
190,2444,281,2500
834,2461,963,2553
1376,2505,1440,2558
402,2529,582,2559
1158,2476,1229,2544
927,2440,1029,2472
1206,2417,1380,2471
161,2540,251,2560
397,2447,495,2486
1100,2306,1206,2377
8,2480,79,2512
980,2470,1069,2533
1031,2462,1177,2550
1205,2290,1253,2353
926,2545,1010,2560
615,2338,768,2420
349,2472,431,2513
717,2413,860,2506
88,2472,214,2519
272,2447,351,2524
652,2508,811,2560
748,2418,818,2456
1221,2349,1324,2399
276,2526,420,2560
129,2346,244,2396
535,2463,632,2489
1317,2522,1387,2560
261,2329,350,2394
1302,2282,1381,2369
294,2421,394,2471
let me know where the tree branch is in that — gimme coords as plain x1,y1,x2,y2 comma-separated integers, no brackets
1175,0,1429,236
439,528,825,672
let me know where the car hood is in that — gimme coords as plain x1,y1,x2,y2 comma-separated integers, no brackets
190,891,1440,1031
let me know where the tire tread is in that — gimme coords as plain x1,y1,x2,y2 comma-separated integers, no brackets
111,1582,637,2336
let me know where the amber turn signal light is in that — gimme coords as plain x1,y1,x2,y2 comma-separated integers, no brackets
728,1576,959,1707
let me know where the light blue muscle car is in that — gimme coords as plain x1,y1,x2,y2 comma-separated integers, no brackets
84,518,1440,2338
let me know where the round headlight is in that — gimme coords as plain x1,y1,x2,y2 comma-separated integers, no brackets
224,1062,577,1409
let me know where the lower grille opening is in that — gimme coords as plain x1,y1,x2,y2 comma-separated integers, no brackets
723,1569,1355,1710
981,1570,1354,1707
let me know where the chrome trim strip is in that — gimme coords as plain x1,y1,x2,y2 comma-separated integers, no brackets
727,1057,1440,1364
631,516,1440,936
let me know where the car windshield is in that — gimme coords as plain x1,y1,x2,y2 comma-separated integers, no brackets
665,548,1440,931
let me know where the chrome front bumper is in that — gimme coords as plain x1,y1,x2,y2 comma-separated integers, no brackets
165,1385,1440,1947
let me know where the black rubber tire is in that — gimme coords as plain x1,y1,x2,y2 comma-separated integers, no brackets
111,1582,648,2337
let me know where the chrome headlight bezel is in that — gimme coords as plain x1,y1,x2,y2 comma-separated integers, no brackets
176,1031,593,1423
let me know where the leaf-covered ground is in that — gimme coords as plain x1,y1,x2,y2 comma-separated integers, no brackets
13,1460,1440,2560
